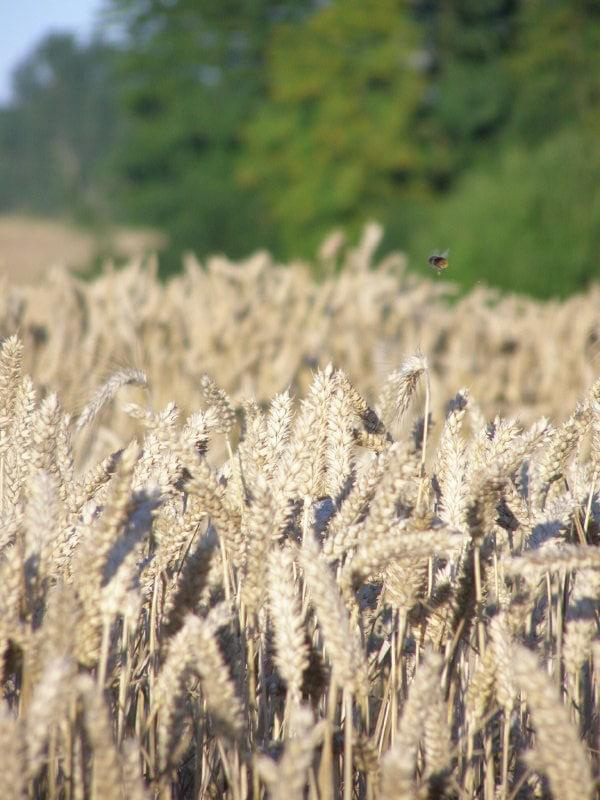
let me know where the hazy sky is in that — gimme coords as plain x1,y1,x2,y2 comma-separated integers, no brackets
0,0,104,104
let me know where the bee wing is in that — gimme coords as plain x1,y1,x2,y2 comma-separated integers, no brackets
428,249,449,260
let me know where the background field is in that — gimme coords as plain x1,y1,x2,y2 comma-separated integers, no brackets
0,214,165,283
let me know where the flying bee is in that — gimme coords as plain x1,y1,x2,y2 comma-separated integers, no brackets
428,249,449,275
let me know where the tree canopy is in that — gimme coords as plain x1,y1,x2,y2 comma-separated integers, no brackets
106,0,315,268
238,0,425,255
0,33,120,222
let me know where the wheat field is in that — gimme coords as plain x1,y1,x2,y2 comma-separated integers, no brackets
1,224,600,799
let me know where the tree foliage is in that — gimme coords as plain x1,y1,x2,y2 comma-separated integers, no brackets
0,33,120,221
238,0,425,255
107,0,314,267
422,0,600,297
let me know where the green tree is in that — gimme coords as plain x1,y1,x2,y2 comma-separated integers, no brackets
506,0,600,142
108,0,314,270
395,0,600,297
239,0,425,258
0,33,121,221
411,0,520,185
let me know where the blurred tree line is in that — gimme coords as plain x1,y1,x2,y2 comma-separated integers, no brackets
0,0,599,296
0,34,121,225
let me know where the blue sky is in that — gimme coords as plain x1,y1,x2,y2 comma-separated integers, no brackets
0,0,105,103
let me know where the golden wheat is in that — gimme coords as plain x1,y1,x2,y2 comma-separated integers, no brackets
0,231,600,798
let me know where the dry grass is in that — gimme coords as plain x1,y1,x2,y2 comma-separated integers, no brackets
0,214,165,284
0,223,600,799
